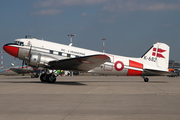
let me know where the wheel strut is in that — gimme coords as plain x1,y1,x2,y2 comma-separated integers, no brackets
141,76,149,82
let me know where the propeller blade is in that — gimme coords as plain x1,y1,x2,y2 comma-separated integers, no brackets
27,45,32,63
28,45,32,58
22,60,25,76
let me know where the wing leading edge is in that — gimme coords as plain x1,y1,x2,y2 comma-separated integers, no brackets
48,54,110,71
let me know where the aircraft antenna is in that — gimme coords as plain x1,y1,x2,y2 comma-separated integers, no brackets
68,33,76,46
25,35,31,39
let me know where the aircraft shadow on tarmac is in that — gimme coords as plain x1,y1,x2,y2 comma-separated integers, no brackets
75,80,169,83
1,76,168,84
3,76,32,79
50,81,86,86
0,80,86,86
147,81,169,83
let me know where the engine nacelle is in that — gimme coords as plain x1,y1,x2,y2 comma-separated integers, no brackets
28,54,57,67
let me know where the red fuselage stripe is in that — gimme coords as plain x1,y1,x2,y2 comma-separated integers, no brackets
127,69,142,76
129,60,143,69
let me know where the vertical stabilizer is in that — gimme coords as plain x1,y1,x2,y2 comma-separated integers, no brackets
141,42,170,71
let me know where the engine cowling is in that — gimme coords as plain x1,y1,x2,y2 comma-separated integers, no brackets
28,54,57,67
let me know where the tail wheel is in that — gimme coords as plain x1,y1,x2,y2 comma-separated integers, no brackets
144,77,149,82
141,76,149,82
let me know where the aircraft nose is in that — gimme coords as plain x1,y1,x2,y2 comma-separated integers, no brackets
3,44,19,57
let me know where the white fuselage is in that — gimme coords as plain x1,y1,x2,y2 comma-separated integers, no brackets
12,38,147,76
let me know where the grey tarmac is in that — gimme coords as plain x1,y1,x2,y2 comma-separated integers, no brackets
0,75,180,120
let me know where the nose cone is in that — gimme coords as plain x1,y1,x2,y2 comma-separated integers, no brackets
3,44,19,57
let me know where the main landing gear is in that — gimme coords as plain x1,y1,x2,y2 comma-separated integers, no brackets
31,74,39,78
141,76,149,82
40,69,57,83
40,73,56,83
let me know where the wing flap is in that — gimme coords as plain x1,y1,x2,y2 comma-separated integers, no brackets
49,54,110,71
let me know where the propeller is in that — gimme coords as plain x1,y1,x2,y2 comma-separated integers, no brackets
22,60,25,68
27,45,32,64
21,45,32,76
22,45,32,67
21,60,25,76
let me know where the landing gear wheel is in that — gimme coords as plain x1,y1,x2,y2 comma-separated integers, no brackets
31,74,35,78
40,74,47,82
144,77,149,82
46,74,56,83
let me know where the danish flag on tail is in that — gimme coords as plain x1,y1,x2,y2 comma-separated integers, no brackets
152,48,166,58
142,42,170,70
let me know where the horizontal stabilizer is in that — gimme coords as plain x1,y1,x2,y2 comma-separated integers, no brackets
144,69,171,76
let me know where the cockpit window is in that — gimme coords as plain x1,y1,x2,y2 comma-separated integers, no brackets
14,41,19,44
14,41,24,46
20,42,24,46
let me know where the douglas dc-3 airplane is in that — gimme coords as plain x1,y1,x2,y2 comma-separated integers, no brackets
3,38,170,83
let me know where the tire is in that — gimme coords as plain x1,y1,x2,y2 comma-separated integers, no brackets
40,74,47,82
31,74,35,78
46,74,56,83
144,78,149,82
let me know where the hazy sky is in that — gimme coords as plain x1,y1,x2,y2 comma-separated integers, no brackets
1,0,180,66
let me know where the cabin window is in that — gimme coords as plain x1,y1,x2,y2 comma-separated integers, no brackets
50,50,53,54
58,52,62,56
67,54,71,57
76,55,80,58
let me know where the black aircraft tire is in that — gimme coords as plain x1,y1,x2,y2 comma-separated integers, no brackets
46,74,56,83
40,74,47,82
144,78,149,82
31,75,34,78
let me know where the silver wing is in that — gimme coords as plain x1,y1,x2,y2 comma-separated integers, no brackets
48,54,110,71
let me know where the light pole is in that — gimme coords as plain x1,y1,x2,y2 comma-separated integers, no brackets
1,50,3,68
68,33,76,46
101,38,106,53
